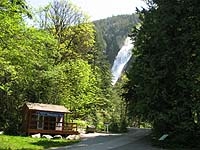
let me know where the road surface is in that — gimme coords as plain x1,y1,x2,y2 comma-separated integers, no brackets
50,128,164,150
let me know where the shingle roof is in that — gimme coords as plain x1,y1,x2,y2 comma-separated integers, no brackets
25,102,70,113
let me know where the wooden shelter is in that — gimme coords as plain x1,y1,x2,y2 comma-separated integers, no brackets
22,102,78,136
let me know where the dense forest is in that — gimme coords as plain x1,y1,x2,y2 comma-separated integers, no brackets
1,0,200,148
0,0,131,135
124,0,200,147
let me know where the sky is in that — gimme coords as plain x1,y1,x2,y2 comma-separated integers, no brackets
27,0,147,21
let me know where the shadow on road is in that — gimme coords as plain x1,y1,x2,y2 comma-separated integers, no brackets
50,128,164,150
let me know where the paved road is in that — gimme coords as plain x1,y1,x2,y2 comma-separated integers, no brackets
51,128,164,150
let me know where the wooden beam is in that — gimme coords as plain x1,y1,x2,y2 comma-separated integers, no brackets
27,110,32,136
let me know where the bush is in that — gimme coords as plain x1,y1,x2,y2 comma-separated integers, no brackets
109,121,120,133
96,121,104,132
109,118,128,133
74,120,88,129
120,119,128,132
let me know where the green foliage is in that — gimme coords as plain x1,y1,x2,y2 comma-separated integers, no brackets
107,76,128,133
125,0,200,147
0,0,133,136
37,0,95,62
93,15,139,122
57,59,101,117
34,0,115,132
0,0,57,134
59,23,96,61
109,118,128,133
94,14,139,65
73,119,88,129
0,0,116,135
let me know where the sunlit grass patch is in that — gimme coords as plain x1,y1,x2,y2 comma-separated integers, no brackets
0,134,79,150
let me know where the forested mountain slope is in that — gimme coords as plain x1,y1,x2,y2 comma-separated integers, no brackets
94,14,139,65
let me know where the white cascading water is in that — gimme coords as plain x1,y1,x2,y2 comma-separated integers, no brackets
111,37,134,85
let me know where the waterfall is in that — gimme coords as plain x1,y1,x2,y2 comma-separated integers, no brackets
111,37,133,85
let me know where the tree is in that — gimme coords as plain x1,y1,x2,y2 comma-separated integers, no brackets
38,0,86,33
94,14,139,65
0,0,28,133
37,0,95,62
0,0,31,17
125,0,200,146
0,0,120,135
0,0,58,133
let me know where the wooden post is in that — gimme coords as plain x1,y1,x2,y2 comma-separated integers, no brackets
62,113,65,131
27,110,32,136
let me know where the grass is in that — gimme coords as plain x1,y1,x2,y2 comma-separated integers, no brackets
0,134,79,150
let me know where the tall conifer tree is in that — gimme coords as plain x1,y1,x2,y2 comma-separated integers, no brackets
125,0,200,146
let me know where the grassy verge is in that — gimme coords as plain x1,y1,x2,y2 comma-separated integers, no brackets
0,134,79,150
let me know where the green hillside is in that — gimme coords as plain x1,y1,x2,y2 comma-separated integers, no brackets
94,14,139,65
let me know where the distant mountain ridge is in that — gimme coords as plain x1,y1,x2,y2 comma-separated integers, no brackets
94,14,139,66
